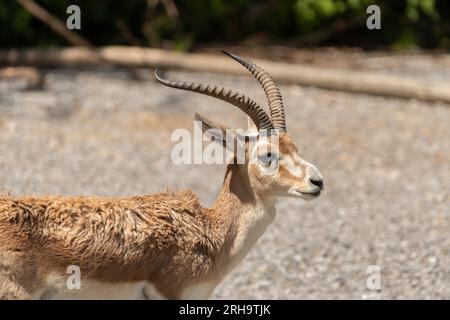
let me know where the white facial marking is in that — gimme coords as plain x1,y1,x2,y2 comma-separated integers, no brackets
283,155,303,177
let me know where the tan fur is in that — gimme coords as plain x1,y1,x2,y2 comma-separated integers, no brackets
0,191,217,299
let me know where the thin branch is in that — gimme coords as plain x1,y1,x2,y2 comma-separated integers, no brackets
17,0,92,47
161,0,179,20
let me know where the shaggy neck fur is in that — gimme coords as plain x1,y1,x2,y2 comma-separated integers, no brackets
209,164,276,279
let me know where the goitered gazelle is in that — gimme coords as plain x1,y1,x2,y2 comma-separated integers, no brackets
0,51,323,299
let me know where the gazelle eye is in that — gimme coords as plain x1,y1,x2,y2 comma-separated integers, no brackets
258,152,276,166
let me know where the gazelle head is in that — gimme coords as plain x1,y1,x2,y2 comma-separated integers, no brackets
246,130,324,200
155,51,323,201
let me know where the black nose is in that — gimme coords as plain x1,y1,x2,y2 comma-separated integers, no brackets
310,178,324,190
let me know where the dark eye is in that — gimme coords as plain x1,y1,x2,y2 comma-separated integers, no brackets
258,152,275,165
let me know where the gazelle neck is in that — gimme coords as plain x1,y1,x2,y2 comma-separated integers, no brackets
210,164,276,277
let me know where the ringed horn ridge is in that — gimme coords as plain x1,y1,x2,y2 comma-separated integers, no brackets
221,50,286,132
154,69,273,130
154,51,287,132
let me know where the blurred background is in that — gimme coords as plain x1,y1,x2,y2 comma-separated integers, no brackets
1,0,449,49
0,0,449,299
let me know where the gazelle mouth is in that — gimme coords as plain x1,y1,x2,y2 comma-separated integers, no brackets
301,191,321,197
290,189,321,198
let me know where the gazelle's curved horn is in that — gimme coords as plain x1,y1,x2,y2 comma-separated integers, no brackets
155,69,274,130
222,51,286,132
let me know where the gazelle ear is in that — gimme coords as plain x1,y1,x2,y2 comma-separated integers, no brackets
194,113,229,146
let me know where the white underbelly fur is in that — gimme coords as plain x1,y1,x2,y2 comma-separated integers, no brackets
31,275,165,300
31,275,216,300
181,282,216,300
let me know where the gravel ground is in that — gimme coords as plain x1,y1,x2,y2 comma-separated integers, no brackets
0,56,449,299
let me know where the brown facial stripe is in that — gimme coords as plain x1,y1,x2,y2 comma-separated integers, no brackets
278,162,306,182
